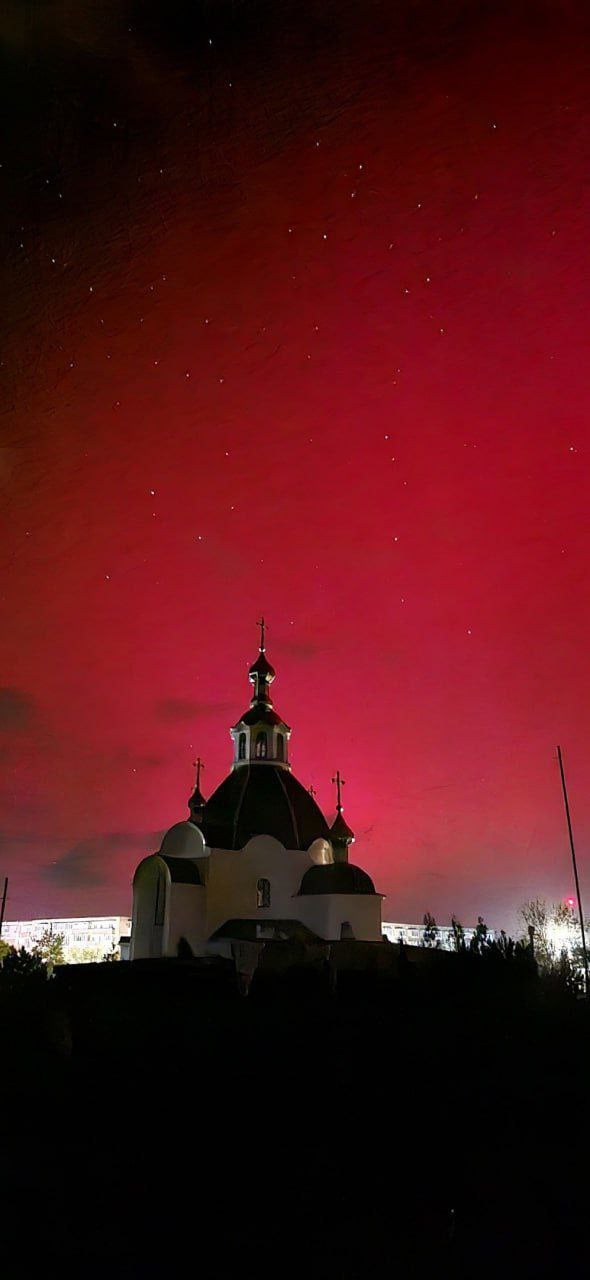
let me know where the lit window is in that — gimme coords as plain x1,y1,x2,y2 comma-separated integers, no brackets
238,732,246,760
255,732,267,759
257,878,271,909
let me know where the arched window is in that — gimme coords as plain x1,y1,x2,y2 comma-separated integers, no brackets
238,733,246,760
255,731,267,759
276,734,284,761
257,878,271,909
154,868,166,926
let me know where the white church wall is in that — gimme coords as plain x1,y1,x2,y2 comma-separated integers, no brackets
298,893,382,942
205,834,312,937
131,856,166,960
167,883,207,956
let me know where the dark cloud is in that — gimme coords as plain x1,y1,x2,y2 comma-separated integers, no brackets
278,638,325,661
0,688,38,731
155,697,234,724
44,830,161,888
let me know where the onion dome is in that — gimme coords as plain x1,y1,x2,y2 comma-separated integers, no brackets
188,757,207,824
201,766,330,851
159,821,206,859
330,810,355,844
329,770,355,863
247,617,276,707
298,863,376,896
248,648,276,691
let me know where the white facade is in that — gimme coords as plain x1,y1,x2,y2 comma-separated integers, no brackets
131,828,382,959
1,916,132,963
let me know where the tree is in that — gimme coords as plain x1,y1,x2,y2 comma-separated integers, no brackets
33,929,65,968
0,945,47,984
520,898,584,972
69,945,103,964
451,916,465,952
470,916,488,955
102,942,120,962
422,912,439,948
0,938,14,961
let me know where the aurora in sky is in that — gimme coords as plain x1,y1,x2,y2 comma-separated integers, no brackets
2,0,590,929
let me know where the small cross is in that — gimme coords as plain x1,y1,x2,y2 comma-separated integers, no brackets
193,757,204,789
332,770,345,811
257,616,266,651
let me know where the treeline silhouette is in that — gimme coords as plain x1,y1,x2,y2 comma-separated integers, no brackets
1,936,588,1278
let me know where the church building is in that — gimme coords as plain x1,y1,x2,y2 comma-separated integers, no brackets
130,625,383,961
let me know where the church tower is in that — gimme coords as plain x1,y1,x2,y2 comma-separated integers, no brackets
329,770,355,864
230,617,291,769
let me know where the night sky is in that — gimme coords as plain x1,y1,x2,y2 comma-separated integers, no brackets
2,0,590,930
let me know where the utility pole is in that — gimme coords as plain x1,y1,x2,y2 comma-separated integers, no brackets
557,746,589,995
0,877,7,937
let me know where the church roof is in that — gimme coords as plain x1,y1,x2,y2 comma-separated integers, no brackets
248,650,275,682
233,705,289,729
298,863,376,896
330,810,355,843
160,821,205,859
201,764,330,850
210,918,323,943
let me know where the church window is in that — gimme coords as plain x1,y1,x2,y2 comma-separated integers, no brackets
238,733,246,760
255,731,267,759
276,734,284,761
257,878,271,909
154,870,165,926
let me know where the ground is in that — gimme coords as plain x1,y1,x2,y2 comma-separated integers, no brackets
1,952,588,1276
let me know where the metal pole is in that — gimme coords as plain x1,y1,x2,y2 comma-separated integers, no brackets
557,746,589,995
0,877,7,937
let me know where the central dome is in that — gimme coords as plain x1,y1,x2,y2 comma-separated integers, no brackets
201,764,330,851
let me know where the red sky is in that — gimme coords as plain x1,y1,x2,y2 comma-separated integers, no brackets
2,0,590,931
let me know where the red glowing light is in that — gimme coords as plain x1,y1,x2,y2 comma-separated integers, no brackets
3,5,590,928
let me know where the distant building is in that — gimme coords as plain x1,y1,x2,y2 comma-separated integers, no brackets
0,916,493,963
1,916,132,963
382,922,489,949
131,626,383,961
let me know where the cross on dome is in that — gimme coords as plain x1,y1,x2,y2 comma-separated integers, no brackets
332,769,345,812
248,620,276,706
188,755,207,822
330,769,354,855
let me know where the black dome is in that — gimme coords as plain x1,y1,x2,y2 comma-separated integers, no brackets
233,705,288,729
249,652,275,681
330,811,355,843
298,863,376,896
201,764,330,850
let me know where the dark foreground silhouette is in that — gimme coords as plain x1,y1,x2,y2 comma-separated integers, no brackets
1,943,588,1278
